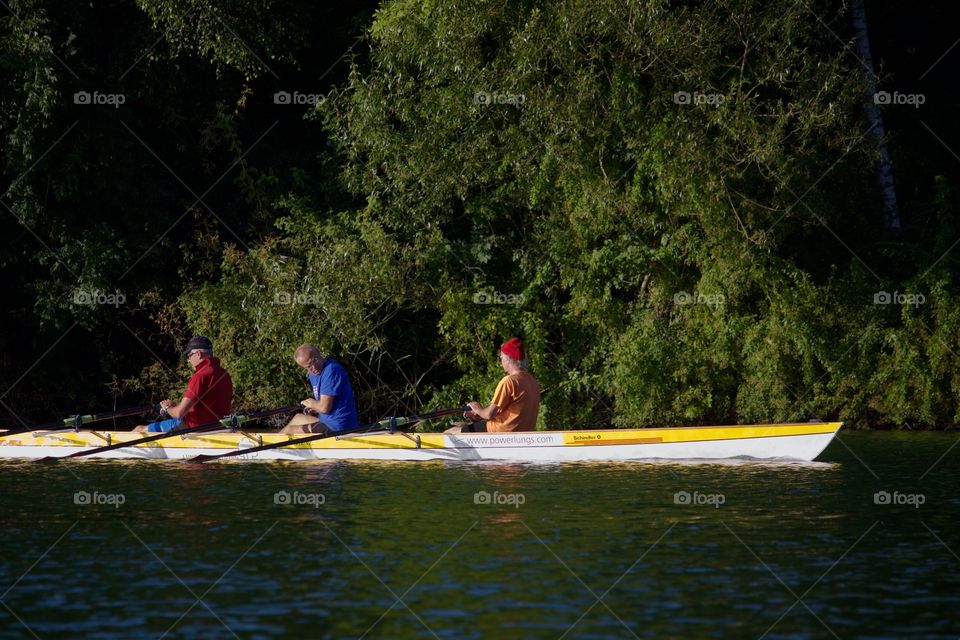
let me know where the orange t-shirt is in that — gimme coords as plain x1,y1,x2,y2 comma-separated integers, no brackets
487,371,540,432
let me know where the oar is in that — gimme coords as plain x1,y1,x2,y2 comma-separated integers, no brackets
35,405,301,462
187,406,468,463
0,404,158,438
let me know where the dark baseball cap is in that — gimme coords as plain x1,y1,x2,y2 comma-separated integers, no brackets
184,335,213,354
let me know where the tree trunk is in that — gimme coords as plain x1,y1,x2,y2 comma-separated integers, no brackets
851,0,902,234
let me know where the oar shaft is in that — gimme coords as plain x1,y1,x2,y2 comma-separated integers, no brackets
49,405,300,460
192,406,468,463
1,404,157,437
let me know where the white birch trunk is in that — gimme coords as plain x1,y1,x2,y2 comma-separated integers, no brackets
851,0,902,233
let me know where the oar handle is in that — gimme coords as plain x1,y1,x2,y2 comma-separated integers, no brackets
385,406,470,432
338,406,469,437
68,404,161,430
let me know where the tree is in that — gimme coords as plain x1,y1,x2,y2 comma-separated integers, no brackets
851,0,901,234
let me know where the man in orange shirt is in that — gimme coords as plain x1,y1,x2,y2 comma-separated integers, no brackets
454,337,540,433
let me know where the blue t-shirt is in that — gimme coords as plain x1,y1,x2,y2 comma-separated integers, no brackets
309,359,359,431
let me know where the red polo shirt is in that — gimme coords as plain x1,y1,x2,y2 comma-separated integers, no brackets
184,357,233,427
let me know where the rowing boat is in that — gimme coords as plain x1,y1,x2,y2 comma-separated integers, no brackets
0,422,841,462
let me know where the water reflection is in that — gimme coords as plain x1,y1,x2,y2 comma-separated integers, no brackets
0,434,958,639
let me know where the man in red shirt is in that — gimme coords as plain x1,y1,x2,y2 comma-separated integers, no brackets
133,336,233,432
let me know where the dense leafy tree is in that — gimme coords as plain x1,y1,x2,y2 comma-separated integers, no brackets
2,0,958,429
0,0,375,420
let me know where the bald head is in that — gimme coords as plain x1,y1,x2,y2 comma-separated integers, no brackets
295,344,322,361
295,344,325,373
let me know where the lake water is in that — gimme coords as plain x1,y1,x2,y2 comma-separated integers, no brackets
1,431,958,639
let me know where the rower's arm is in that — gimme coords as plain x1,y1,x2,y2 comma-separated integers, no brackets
302,395,335,414
467,402,499,421
316,395,335,414
164,395,197,419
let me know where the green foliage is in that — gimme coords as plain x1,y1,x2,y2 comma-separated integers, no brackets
168,0,960,430
178,202,445,415
0,0,376,419
313,0,877,427
135,0,309,79
4,0,960,430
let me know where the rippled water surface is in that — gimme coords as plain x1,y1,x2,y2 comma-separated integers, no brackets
1,431,959,639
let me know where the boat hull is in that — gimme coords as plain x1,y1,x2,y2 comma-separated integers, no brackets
0,422,841,462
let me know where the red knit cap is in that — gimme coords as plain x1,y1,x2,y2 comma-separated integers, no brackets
500,337,524,361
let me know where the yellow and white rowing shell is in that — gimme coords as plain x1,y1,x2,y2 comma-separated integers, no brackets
0,422,842,462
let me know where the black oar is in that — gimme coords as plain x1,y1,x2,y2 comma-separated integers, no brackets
187,406,468,463
0,404,158,438
35,405,301,462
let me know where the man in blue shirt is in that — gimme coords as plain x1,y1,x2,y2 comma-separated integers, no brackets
280,344,359,434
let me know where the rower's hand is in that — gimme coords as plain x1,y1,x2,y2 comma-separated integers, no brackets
464,402,483,421
300,399,319,414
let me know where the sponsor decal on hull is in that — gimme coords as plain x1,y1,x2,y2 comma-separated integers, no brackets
448,433,562,447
